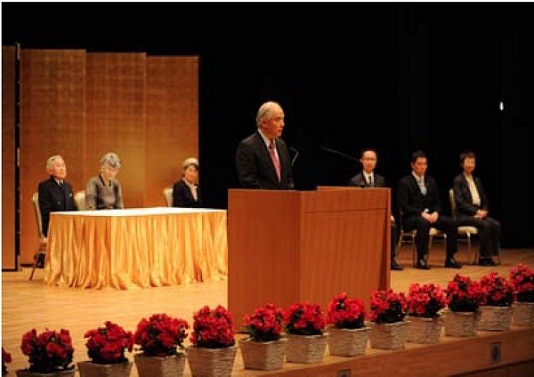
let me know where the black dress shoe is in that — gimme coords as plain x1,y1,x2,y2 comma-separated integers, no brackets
391,260,404,271
416,259,430,270
479,258,496,266
445,258,462,269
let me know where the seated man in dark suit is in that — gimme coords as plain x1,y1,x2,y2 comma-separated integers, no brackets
348,147,403,271
37,155,76,266
397,150,461,270
453,151,501,266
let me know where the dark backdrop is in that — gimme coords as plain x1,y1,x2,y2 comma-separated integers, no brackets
2,3,533,247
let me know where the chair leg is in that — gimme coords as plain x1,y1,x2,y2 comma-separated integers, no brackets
411,237,417,267
466,234,471,265
29,252,45,281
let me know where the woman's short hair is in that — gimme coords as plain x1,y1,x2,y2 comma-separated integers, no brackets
100,152,121,169
182,157,199,170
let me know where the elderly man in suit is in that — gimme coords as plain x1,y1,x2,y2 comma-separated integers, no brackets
349,147,403,271
397,150,461,270
235,101,294,190
38,154,76,238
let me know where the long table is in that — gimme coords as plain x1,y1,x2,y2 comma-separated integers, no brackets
44,207,228,289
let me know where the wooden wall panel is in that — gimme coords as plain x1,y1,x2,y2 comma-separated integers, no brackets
85,53,147,208
145,56,198,207
2,46,16,269
19,49,86,265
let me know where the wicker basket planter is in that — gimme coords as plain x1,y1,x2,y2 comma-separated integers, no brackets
186,345,236,377
368,321,408,350
512,301,534,326
285,333,328,364
77,361,133,377
134,353,186,377
406,315,444,344
478,305,514,331
15,369,75,377
327,327,370,357
239,337,287,370
444,310,480,337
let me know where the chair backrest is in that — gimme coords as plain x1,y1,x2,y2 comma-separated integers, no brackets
74,191,86,211
32,192,45,238
163,187,173,207
449,189,457,220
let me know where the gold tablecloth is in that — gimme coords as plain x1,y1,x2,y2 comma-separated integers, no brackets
44,207,228,289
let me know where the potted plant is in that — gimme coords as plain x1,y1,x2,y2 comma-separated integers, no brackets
2,347,12,376
444,273,485,337
240,303,287,370
187,305,236,377
133,313,189,377
283,302,327,363
509,263,534,325
78,321,134,377
368,289,408,350
406,283,448,344
326,292,369,356
478,272,516,331
17,328,75,377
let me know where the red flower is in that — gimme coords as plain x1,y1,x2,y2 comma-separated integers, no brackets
134,313,189,357
509,263,534,303
479,272,516,307
20,328,74,373
327,292,366,329
190,305,235,348
2,347,12,375
370,289,408,324
243,304,284,342
284,302,325,336
84,321,134,364
446,273,486,312
407,283,448,318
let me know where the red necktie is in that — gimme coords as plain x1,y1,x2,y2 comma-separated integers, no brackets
269,140,281,182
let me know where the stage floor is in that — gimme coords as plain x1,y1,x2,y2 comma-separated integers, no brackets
2,246,533,376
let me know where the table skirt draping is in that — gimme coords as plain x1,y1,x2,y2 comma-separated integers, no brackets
44,208,228,289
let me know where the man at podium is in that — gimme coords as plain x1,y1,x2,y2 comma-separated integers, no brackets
235,101,294,190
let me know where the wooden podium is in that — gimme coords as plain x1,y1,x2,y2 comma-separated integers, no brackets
228,188,391,328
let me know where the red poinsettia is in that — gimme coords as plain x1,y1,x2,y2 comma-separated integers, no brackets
84,321,134,364
479,272,516,307
407,283,448,318
134,313,189,356
369,289,408,324
284,302,325,336
2,347,12,376
190,305,235,348
20,328,74,373
243,303,285,342
327,292,366,329
509,263,534,303
445,273,486,312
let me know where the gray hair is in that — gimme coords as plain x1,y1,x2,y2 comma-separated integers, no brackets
100,152,121,168
46,155,64,170
256,101,282,127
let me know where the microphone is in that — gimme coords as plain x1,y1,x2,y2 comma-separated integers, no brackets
289,147,299,166
320,146,359,163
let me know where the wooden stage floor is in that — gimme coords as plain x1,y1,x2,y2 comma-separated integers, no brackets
2,246,534,376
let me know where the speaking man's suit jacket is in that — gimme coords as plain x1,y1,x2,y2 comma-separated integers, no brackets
38,176,76,236
348,171,386,188
235,131,294,190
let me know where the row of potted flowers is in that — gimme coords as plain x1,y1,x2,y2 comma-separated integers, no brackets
3,263,533,376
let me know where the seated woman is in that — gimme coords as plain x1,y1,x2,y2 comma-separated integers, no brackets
452,151,501,266
173,157,201,208
85,152,124,210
